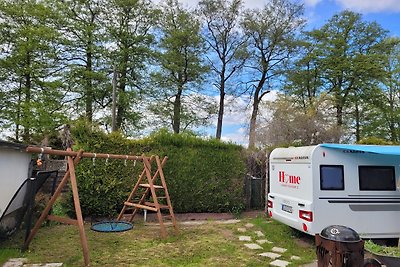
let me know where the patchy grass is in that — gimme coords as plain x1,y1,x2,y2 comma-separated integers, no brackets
0,216,316,266
365,240,400,257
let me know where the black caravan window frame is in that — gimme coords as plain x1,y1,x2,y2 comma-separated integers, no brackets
358,166,396,191
320,165,345,191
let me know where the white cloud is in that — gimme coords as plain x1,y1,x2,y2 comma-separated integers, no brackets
335,0,400,13
304,0,322,8
221,127,248,145
152,0,267,10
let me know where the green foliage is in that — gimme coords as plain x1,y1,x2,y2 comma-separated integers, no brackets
149,0,213,134
67,123,246,218
0,0,68,142
357,137,396,145
365,240,400,257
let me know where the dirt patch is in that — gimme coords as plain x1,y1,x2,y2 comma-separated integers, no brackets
125,210,265,223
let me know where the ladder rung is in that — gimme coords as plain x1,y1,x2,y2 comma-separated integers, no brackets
144,202,169,209
139,183,164,189
124,201,158,212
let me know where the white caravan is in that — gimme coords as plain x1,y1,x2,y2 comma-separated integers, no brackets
267,144,400,239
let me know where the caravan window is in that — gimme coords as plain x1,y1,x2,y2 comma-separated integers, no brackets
320,165,344,190
359,166,396,191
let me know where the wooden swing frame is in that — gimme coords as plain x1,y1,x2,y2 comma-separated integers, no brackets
23,146,168,267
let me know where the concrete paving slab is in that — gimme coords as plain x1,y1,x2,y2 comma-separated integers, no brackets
239,235,252,241
180,221,207,225
299,261,317,267
256,239,273,244
270,259,290,267
237,227,247,232
244,223,254,228
244,243,263,250
272,247,287,253
259,252,281,259
291,255,301,260
217,219,241,224
3,258,28,267
255,230,265,237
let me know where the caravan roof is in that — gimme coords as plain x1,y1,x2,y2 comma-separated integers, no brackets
320,144,400,156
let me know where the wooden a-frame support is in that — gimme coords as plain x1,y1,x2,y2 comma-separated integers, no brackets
23,147,148,267
23,148,90,266
117,155,179,238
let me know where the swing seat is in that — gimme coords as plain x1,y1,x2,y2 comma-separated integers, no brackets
91,221,133,232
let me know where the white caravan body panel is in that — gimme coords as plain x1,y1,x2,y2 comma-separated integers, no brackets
267,144,400,239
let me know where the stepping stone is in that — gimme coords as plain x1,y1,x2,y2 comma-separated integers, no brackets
218,219,241,224
24,264,63,267
256,239,273,244
244,243,263,250
239,236,251,241
259,252,281,259
270,259,290,267
291,256,301,260
237,227,247,233
3,258,28,267
272,247,287,253
245,223,254,228
255,230,265,237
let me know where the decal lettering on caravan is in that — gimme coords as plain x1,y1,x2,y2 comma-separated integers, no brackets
278,171,300,189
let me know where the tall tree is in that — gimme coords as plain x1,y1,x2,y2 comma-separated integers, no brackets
55,0,108,123
103,0,158,133
308,11,388,137
198,0,248,139
361,38,400,142
0,0,67,142
241,0,304,149
150,0,211,134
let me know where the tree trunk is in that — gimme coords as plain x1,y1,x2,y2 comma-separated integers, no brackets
85,41,93,122
15,81,22,141
334,105,343,143
216,86,225,139
173,86,183,134
22,53,31,143
355,100,360,142
248,97,260,149
116,51,129,130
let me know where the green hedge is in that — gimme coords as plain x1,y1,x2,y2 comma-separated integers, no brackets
66,122,246,218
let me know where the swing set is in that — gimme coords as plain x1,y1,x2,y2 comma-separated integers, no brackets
24,146,178,267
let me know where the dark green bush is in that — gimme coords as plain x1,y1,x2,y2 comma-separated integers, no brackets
66,123,246,218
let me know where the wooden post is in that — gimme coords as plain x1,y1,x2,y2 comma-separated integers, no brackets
67,151,90,266
24,149,84,249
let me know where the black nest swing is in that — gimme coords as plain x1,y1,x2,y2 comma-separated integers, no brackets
89,156,133,233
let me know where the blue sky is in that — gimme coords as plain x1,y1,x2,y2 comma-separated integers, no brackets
190,0,400,145
303,0,400,36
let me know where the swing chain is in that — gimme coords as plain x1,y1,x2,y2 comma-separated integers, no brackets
92,153,97,166
106,154,110,165
124,155,128,166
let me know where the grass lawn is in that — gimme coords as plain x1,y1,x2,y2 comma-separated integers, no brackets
0,215,316,266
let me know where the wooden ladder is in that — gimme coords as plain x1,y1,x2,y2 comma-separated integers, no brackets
117,155,178,238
